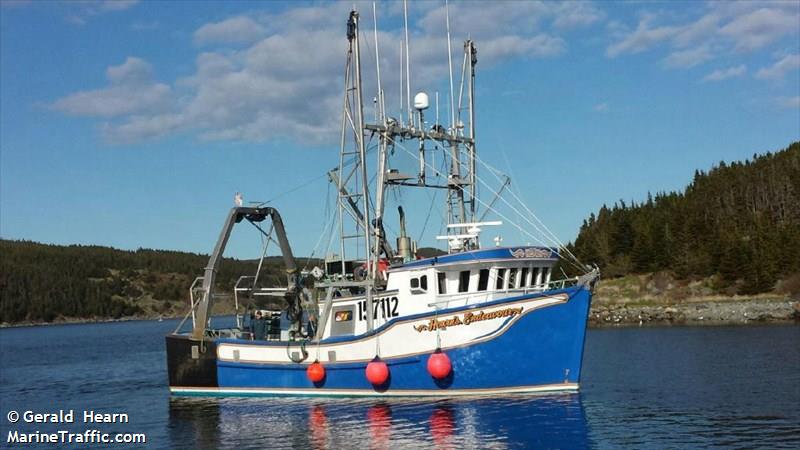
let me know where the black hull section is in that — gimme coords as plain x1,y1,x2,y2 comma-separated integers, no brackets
166,334,218,388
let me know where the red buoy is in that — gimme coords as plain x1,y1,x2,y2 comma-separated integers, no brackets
427,349,452,379
307,361,326,383
365,357,389,385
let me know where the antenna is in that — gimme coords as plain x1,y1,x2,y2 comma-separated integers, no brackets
446,0,455,130
372,2,385,124
399,39,404,127
403,0,412,128
435,91,439,127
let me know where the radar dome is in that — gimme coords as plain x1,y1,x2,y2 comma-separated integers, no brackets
413,92,429,110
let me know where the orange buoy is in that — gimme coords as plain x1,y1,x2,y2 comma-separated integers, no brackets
427,349,451,379
307,361,326,383
365,357,389,385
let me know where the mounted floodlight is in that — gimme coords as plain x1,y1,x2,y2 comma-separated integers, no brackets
413,92,429,110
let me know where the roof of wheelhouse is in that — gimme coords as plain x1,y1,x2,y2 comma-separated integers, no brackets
394,246,558,271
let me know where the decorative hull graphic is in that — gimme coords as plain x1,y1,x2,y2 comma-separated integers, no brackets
168,286,592,397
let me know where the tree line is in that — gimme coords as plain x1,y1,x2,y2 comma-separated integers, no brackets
0,241,289,324
568,141,800,295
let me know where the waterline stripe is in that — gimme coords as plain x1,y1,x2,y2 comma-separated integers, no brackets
170,383,579,398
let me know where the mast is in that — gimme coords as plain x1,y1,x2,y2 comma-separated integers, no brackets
348,10,376,332
372,3,390,279
466,39,477,222
403,0,412,128
332,8,481,283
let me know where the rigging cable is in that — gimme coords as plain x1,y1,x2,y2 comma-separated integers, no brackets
385,135,587,273
474,152,586,269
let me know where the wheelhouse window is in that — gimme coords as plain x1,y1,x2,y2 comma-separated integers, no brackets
520,267,529,287
458,270,470,293
495,268,507,290
437,272,447,295
477,269,490,291
508,268,518,289
410,275,428,294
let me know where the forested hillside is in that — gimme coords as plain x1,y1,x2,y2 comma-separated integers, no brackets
3,143,797,324
0,241,290,324
570,142,800,295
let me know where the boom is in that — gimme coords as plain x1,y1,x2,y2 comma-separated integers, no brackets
192,207,298,339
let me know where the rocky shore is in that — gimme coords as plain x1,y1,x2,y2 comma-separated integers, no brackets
589,298,799,327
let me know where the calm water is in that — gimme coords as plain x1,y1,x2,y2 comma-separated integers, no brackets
1,320,798,449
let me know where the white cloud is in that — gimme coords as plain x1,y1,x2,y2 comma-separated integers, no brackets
702,65,746,82
101,113,184,144
98,0,138,12
51,57,172,119
607,2,800,67
194,16,266,45
53,2,594,145
776,96,800,109
593,103,608,113
672,13,719,48
480,34,566,60
552,2,605,29
662,45,713,68
719,7,798,52
106,57,154,84
417,1,602,39
65,0,139,25
606,16,678,57
755,54,800,80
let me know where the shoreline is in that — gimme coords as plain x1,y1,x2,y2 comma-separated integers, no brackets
3,298,798,329
0,314,182,329
589,297,799,328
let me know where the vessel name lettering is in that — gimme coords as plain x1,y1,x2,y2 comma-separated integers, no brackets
413,307,523,332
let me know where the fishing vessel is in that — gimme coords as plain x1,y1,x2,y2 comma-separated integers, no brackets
166,7,598,397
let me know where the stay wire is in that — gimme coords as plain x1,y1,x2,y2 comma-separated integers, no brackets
386,135,587,274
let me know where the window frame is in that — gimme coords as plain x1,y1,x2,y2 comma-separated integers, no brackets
477,269,490,291
437,272,447,295
410,274,428,294
458,270,471,293
508,268,518,289
495,268,507,290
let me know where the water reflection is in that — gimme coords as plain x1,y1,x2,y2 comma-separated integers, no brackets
167,393,590,449
309,405,328,450
168,397,222,450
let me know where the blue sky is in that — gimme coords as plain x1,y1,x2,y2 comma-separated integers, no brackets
1,0,799,260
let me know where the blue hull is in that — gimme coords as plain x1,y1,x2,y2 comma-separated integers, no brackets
169,286,592,397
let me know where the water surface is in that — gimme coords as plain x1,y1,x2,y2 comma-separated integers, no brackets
1,320,797,448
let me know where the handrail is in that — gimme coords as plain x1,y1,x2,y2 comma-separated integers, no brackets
233,275,253,330
174,290,204,335
188,276,204,329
